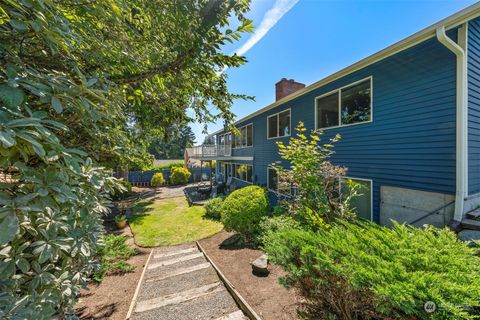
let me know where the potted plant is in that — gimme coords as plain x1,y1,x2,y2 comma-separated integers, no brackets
115,214,127,229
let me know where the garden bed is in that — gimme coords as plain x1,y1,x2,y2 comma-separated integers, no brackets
75,221,150,320
199,231,300,320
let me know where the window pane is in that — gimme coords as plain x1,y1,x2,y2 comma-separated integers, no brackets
278,110,290,137
268,115,278,138
341,178,372,220
246,125,253,146
241,127,247,147
341,80,371,125
317,92,339,128
247,165,253,182
240,165,246,181
268,168,278,191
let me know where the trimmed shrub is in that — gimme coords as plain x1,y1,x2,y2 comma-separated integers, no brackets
264,220,480,320
150,172,165,187
221,186,269,242
204,197,224,220
170,167,191,185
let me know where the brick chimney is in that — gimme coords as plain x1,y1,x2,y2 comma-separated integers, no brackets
275,78,306,101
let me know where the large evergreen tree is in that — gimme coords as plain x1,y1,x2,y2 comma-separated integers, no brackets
148,125,196,160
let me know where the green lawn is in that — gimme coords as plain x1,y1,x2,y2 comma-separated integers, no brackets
129,196,223,247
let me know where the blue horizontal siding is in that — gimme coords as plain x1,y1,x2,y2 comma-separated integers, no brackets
468,17,480,195
218,29,459,222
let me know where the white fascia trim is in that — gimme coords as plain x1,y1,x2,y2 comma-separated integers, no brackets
436,24,468,222
213,3,480,136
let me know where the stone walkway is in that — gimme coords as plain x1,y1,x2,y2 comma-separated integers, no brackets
130,243,247,320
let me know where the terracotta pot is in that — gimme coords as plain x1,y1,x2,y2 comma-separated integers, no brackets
116,220,127,229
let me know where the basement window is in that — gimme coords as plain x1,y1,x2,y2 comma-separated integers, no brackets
315,77,372,129
340,177,372,220
267,167,291,194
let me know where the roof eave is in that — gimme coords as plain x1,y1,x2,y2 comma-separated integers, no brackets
212,2,480,136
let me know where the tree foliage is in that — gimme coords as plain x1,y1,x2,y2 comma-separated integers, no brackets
0,0,252,318
274,122,357,228
147,125,196,161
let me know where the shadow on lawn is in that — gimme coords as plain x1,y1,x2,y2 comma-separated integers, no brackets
128,199,155,225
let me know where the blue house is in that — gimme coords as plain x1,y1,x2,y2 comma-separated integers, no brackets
186,4,480,228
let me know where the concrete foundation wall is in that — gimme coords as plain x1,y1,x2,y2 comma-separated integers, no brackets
463,192,480,214
380,186,454,227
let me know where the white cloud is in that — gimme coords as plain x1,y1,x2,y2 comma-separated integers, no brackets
235,0,299,56
219,0,299,74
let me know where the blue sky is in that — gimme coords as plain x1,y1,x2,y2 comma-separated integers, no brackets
191,0,478,143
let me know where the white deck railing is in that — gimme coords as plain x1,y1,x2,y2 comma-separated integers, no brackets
185,144,231,159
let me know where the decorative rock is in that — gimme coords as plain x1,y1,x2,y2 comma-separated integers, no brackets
458,230,480,247
220,234,242,247
251,254,269,276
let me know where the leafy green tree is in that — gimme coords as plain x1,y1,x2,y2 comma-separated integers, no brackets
0,0,252,318
274,122,357,227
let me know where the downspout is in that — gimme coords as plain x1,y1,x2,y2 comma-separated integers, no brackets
436,25,468,222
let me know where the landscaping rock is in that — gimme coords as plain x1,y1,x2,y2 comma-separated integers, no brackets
220,234,241,247
251,254,269,276
458,230,480,247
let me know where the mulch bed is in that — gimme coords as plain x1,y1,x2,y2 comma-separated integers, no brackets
75,221,151,320
199,231,301,320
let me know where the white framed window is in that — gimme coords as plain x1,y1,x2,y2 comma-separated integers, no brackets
339,177,373,221
267,109,291,139
233,123,253,148
267,167,290,194
233,163,253,183
315,77,372,130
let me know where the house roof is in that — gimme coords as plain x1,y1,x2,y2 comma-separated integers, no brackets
213,2,480,135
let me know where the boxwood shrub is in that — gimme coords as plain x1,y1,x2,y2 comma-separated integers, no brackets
221,186,269,242
264,220,480,320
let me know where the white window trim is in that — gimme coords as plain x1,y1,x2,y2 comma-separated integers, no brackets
314,76,373,131
339,176,373,221
232,163,254,184
232,123,254,149
267,166,291,196
267,108,292,140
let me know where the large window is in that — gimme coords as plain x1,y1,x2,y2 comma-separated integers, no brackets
267,167,290,194
233,123,253,148
267,168,278,191
316,78,372,129
267,109,291,139
340,177,372,220
233,164,253,183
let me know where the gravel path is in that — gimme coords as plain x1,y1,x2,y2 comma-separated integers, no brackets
129,243,247,320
